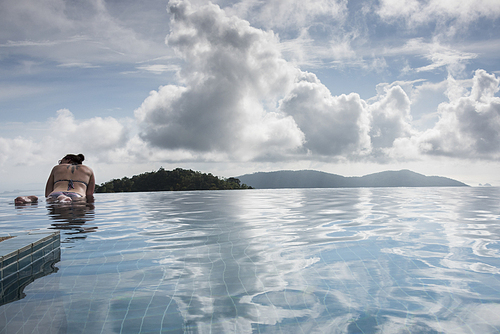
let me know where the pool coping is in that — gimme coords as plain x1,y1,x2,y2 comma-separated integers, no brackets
0,231,60,262
0,231,61,306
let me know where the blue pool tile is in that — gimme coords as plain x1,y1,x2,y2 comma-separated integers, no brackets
18,253,32,270
1,252,18,269
2,271,18,290
31,256,43,273
18,246,32,262
2,261,18,279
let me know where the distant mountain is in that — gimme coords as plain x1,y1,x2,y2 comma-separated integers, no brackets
236,170,468,189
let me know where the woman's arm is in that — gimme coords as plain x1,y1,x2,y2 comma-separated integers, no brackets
86,170,96,198
45,169,55,197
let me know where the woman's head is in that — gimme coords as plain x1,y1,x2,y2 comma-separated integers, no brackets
60,154,85,165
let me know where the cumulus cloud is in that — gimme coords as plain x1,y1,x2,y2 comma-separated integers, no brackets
0,109,130,168
135,0,427,163
47,109,129,155
419,69,500,159
278,72,371,157
369,86,414,155
136,0,305,161
0,136,43,167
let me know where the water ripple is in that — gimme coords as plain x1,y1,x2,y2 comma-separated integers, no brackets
1,188,500,333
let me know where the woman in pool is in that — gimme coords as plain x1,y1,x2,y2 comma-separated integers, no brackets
45,154,95,203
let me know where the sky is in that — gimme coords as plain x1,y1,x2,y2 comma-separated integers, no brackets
1,0,500,192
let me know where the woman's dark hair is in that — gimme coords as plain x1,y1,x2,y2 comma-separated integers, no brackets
63,154,85,165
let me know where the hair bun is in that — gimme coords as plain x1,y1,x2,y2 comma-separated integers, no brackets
78,154,85,162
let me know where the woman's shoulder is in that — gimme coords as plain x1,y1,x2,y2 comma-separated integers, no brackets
51,164,65,171
77,164,94,175
79,164,93,171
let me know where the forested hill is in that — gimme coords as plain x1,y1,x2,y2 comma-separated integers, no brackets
95,168,252,193
237,169,468,189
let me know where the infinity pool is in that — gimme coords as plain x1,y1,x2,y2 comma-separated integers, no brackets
1,187,500,333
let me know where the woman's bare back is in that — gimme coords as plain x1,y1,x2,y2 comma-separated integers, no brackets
46,164,95,197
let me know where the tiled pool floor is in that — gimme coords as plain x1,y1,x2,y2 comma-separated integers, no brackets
1,188,500,333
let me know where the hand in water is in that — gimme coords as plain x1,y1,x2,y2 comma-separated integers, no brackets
14,196,38,204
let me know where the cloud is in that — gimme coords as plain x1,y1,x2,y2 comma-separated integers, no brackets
369,85,414,156
222,0,496,77
226,0,348,32
0,0,170,67
0,136,43,167
136,64,180,74
224,0,362,71
47,109,130,160
228,0,499,75
377,0,500,28
136,0,305,161
419,69,500,159
410,40,477,76
278,72,371,158
4,0,498,175
135,0,423,163
56,62,100,69
4,66,495,172
0,0,73,41
148,1,433,164
277,70,422,162
384,39,478,77
0,109,130,169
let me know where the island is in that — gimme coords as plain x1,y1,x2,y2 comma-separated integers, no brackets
95,168,252,193
236,169,468,189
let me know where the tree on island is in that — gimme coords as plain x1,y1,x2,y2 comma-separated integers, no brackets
95,167,252,193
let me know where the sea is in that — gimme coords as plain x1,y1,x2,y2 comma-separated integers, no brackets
1,187,500,333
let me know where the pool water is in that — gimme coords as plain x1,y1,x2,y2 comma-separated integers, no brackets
1,187,500,333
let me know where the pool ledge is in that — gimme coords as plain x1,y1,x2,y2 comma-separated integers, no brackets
0,231,61,306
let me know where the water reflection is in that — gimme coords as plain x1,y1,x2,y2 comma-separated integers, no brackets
0,244,60,307
13,201,39,210
46,200,97,243
2,188,500,333
136,188,500,333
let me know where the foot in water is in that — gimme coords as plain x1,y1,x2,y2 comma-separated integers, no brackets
14,196,38,204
